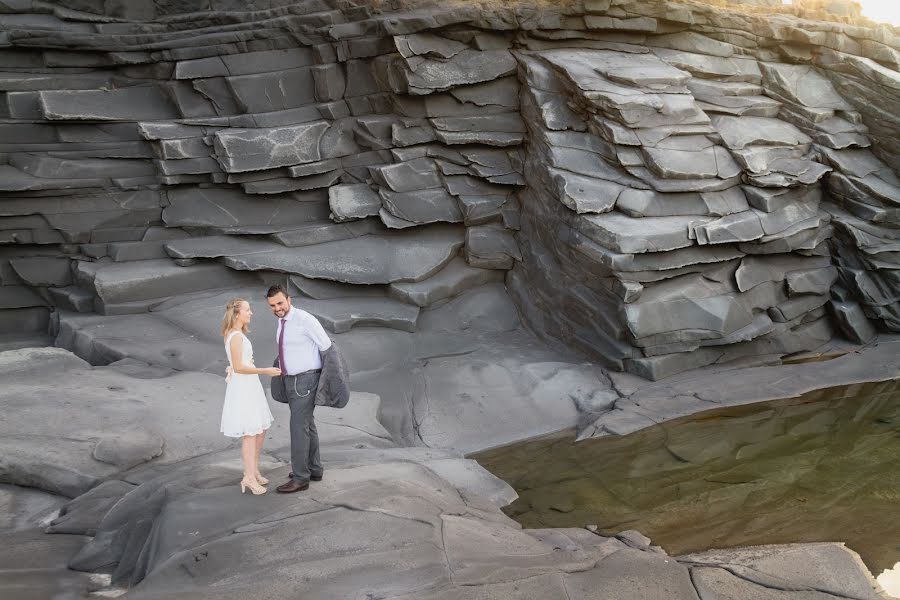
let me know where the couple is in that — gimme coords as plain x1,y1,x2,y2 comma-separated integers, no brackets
219,284,348,496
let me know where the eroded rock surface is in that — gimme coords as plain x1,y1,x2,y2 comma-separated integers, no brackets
1,346,881,600
0,0,898,598
0,0,897,380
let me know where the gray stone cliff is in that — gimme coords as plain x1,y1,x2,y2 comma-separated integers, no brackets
1,2,899,597
0,0,898,379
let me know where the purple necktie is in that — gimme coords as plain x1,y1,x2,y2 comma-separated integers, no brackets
277,318,286,373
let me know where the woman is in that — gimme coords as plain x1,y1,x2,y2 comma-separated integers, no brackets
221,298,280,495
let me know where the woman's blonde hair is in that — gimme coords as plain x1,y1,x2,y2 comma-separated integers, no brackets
221,298,250,337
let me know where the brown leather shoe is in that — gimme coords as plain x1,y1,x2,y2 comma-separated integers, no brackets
276,479,309,493
288,472,323,481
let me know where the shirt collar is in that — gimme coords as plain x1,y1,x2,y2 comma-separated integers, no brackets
282,306,295,321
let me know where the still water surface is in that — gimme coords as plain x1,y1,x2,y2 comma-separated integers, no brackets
475,379,900,573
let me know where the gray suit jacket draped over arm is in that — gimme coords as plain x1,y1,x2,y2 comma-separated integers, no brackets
270,343,350,409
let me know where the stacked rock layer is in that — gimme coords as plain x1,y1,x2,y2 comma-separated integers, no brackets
0,0,897,378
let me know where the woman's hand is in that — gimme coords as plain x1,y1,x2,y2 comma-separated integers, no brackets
262,367,282,377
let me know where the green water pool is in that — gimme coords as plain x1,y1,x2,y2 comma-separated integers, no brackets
474,379,900,573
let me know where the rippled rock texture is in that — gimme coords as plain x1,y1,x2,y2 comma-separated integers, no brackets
0,0,898,380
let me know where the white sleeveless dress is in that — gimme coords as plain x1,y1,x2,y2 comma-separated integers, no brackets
221,331,274,438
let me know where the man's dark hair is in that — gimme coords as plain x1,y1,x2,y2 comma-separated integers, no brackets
266,284,289,299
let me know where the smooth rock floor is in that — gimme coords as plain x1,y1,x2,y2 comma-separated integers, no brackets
1,283,895,598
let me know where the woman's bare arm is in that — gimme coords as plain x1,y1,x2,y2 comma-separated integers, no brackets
228,334,280,376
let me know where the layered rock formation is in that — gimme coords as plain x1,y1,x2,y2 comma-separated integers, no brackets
505,1,900,378
0,1,898,379
0,346,889,599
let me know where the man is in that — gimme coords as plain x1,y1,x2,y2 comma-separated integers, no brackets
266,284,331,493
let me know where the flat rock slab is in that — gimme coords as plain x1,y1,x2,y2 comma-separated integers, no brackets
0,529,96,600
389,256,505,307
329,183,382,222
397,49,518,94
711,115,812,149
412,349,614,454
582,335,900,439
548,169,620,214
164,236,285,260
759,62,852,110
564,546,698,599
465,225,521,270
290,275,387,300
642,145,741,180
415,283,522,335
46,480,136,535
301,297,421,333
652,48,762,83
616,187,748,218
0,284,49,309
91,259,259,308
224,224,464,284
57,309,226,373
163,187,329,230
380,187,464,225
271,219,384,248
8,257,72,287
820,147,895,181
213,122,329,173
0,347,233,497
369,158,442,193
830,300,878,345
735,254,831,292
175,48,316,79
537,48,692,91
681,543,883,600
0,483,67,534
580,213,706,254
0,164,108,192
39,87,179,121
421,458,519,507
